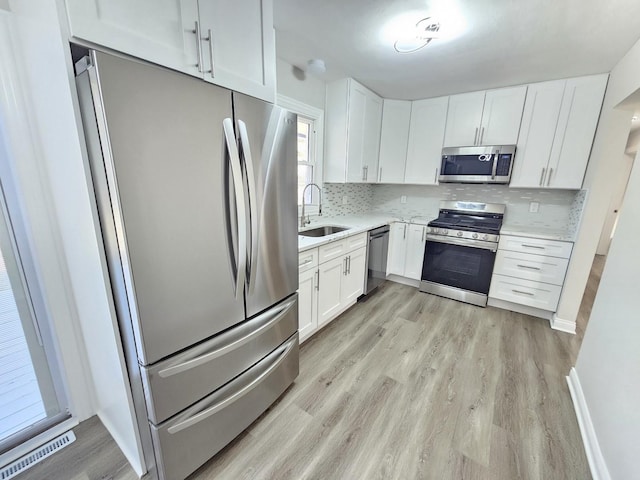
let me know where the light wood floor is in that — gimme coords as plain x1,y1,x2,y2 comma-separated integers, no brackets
15,256,606,480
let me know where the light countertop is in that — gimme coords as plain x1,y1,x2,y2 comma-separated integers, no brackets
298,214,399,252
500,224,575,242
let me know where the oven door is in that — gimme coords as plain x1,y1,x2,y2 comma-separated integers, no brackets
439,146,514,184
421,235,497,297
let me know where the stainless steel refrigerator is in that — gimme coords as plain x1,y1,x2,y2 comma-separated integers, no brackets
75,50,299,480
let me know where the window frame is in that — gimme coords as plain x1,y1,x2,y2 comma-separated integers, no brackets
276,95,324,215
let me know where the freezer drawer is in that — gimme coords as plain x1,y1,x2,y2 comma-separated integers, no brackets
150,333,299,480
141,294,298,424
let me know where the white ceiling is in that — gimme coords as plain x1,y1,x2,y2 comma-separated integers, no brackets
274,0,640,100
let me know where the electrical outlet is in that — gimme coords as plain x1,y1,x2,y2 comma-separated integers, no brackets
342,195,348,205
400,195,407,204
529,201,540,213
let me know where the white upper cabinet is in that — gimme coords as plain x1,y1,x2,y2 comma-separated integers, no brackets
64,0,276,102
443,91,485,147
378,100,411,183
511,74,607,189
405,96,449,185
197,0,276,102
443,87,527,147
325,78,383,183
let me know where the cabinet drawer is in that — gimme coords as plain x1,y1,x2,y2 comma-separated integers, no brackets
150,333,299,480
493,250,569,285
298,249,318,273
345,232,367,252
140,295,297,424
318,239,347,263
489,275,562,311
499,235,573,258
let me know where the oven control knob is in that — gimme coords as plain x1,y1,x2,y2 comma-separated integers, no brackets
443,229,448,235
482,234,488,240
472,233,478,239
456,231,463,237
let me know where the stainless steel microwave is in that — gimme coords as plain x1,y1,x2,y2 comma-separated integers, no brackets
439,145,516,184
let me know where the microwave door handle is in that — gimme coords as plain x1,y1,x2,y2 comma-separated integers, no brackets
491,150,499,179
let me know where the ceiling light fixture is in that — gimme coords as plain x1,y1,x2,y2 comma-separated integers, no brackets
394,17,441,54
306,59,326,76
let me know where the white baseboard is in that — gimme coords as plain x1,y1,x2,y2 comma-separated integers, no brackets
566,368,611,480
550,313,576,334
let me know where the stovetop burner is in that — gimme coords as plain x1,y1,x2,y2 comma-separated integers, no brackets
426,201,506,241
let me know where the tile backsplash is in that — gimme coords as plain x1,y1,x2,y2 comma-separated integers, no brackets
323,182,586,235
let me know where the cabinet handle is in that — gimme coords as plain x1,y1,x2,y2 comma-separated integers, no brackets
517,264,541,271
474,127,479,145
422,226,426,242
434,168,438,183
521,244,545,250
512,289,534,296
403,224,407,239
347,255,351,274
192,21,203,73
547,167,553,186
362,166,366,181
343,257,348,276
206,28,215,78
299,258,313,267
480,127,485,145
539,168,546,186
379,167,382,182
315,270,319,290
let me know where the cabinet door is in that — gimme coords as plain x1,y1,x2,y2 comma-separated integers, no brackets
197,0,276,103
547,74,607,189
345,83,369,183
363,93,383,182
298,268,318,342
65,0,200,78
404,225,427,280
387,222,408,276
378,100,411,183
479,86,527,145
443,91,485,147
510,80,565,188
317,256,345,327
342,247,367,304
405,96,449,184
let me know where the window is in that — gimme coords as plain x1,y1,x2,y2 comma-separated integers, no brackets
297,116,315,205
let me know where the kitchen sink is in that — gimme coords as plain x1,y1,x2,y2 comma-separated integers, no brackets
299,226,350,237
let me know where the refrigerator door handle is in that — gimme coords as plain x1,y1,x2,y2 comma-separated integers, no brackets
157,296,296,378
167,335,297,434
237,119,259,294
223,118,247,299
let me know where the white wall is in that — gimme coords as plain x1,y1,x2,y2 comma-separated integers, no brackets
574,148,640,479
4,0,145,475
276,57,326,110
553,38,640,328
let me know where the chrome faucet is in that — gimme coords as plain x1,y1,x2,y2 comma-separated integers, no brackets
300,183,322,227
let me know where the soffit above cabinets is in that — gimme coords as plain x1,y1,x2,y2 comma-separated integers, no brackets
274,0,640,100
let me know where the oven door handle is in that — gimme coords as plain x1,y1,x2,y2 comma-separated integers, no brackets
425,234,497,251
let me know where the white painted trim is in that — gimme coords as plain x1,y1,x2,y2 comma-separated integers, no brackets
550,313,577,334
566,368,611,480
277,94,325,205
487,297,554,320
386,274,420,288
0,417,78,468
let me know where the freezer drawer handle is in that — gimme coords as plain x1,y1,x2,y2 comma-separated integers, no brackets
158,297,296,379
167,336,297,434
238,119,259,294
223,118,247,299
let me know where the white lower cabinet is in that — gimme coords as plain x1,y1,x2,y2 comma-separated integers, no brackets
298,233,369,341
387,222,426,281
489,235,573,317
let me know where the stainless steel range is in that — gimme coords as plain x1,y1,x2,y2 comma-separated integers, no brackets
420,201,505,307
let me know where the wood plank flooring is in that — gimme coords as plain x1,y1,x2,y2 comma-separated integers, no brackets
14,256,605,480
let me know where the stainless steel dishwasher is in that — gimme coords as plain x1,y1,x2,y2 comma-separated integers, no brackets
364,225,390,295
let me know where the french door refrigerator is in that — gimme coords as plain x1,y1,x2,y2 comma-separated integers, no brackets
75,50,299,480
